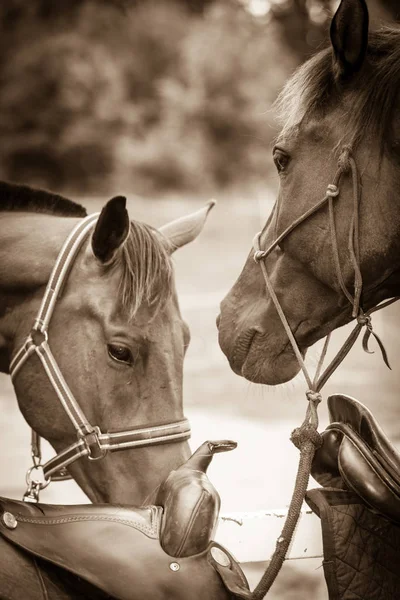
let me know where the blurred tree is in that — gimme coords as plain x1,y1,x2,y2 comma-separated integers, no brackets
0,0,398,194
269,0,330,60
269,0,399,63
132,0,216,14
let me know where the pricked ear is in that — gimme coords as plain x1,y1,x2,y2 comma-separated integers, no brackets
91,196,130,264
158,200,215,254
330,0,369,81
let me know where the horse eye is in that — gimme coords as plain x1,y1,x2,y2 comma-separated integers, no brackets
273,149,290,173
107,344,133,365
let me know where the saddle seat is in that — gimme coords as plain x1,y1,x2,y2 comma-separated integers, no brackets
312,394,400,524
0,441,251,600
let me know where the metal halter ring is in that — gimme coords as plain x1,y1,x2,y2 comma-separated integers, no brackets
25,465,51,490
30,328,48,347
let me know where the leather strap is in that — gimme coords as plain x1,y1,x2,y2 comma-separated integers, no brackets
42,419,191,480
9,214,191,500
249,147,399,599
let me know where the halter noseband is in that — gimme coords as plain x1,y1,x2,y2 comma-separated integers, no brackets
9,214,191,502
248,146,399,598
253,146,397,393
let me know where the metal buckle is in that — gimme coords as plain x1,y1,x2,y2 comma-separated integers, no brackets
79,426,107,461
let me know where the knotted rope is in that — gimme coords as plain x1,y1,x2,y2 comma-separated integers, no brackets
251,391,322,599
247,147,399,599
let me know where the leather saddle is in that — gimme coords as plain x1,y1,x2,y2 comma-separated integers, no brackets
0,441,251,600
311,394,400,524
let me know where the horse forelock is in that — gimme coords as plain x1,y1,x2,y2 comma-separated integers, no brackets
111,220,173,319
274,26,400,154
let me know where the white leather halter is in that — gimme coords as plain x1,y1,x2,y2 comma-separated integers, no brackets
9,214,191,502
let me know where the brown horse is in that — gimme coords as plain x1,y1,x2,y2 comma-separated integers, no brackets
218,0,400,386
0,181,213,505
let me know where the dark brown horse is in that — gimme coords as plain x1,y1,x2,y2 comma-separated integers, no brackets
218,0,400,386
0,181,214,505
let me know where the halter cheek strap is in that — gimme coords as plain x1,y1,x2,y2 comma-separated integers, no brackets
253,146,397,388
249,147,399,599
9,214,191,503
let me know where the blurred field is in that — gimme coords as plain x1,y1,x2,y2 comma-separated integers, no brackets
1,190,400,598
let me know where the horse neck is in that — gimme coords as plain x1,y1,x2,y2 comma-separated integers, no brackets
0,213,81,372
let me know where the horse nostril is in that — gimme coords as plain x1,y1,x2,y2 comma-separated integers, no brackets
216,314,221,329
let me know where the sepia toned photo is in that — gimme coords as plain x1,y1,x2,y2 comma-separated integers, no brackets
0,1,399,598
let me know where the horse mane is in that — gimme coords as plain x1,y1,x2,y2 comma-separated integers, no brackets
0,180,87,217
0,180,172,316
113,220,173,318
275,26,400,152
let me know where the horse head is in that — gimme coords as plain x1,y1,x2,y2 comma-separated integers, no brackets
218,0,400,385
0,185,214,504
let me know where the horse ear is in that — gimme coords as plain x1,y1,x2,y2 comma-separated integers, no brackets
330,0,369,80
158,200,215,254
91,196,130,263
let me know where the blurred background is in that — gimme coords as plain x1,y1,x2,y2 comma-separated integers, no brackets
0,0,399,196
1,1,400,598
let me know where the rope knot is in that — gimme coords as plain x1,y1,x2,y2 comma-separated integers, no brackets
357,313,371,329
326,184,339,198
306,390,322,405
291,423,322,451
338,146,352,173
254,250,267,263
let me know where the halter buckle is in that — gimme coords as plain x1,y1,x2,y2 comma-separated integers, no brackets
79,426,107,461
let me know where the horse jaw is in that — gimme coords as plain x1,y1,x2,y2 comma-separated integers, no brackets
65,442,191,505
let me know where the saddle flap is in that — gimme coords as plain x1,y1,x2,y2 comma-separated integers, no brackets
311,428,345,489
328,394,400,480
338,433,400,523
0,497,249,600
312,394,400,525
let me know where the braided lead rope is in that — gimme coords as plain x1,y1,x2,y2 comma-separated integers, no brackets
249,302,400,600
252,394,322,599
251,234,329,597
249,147,399,598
